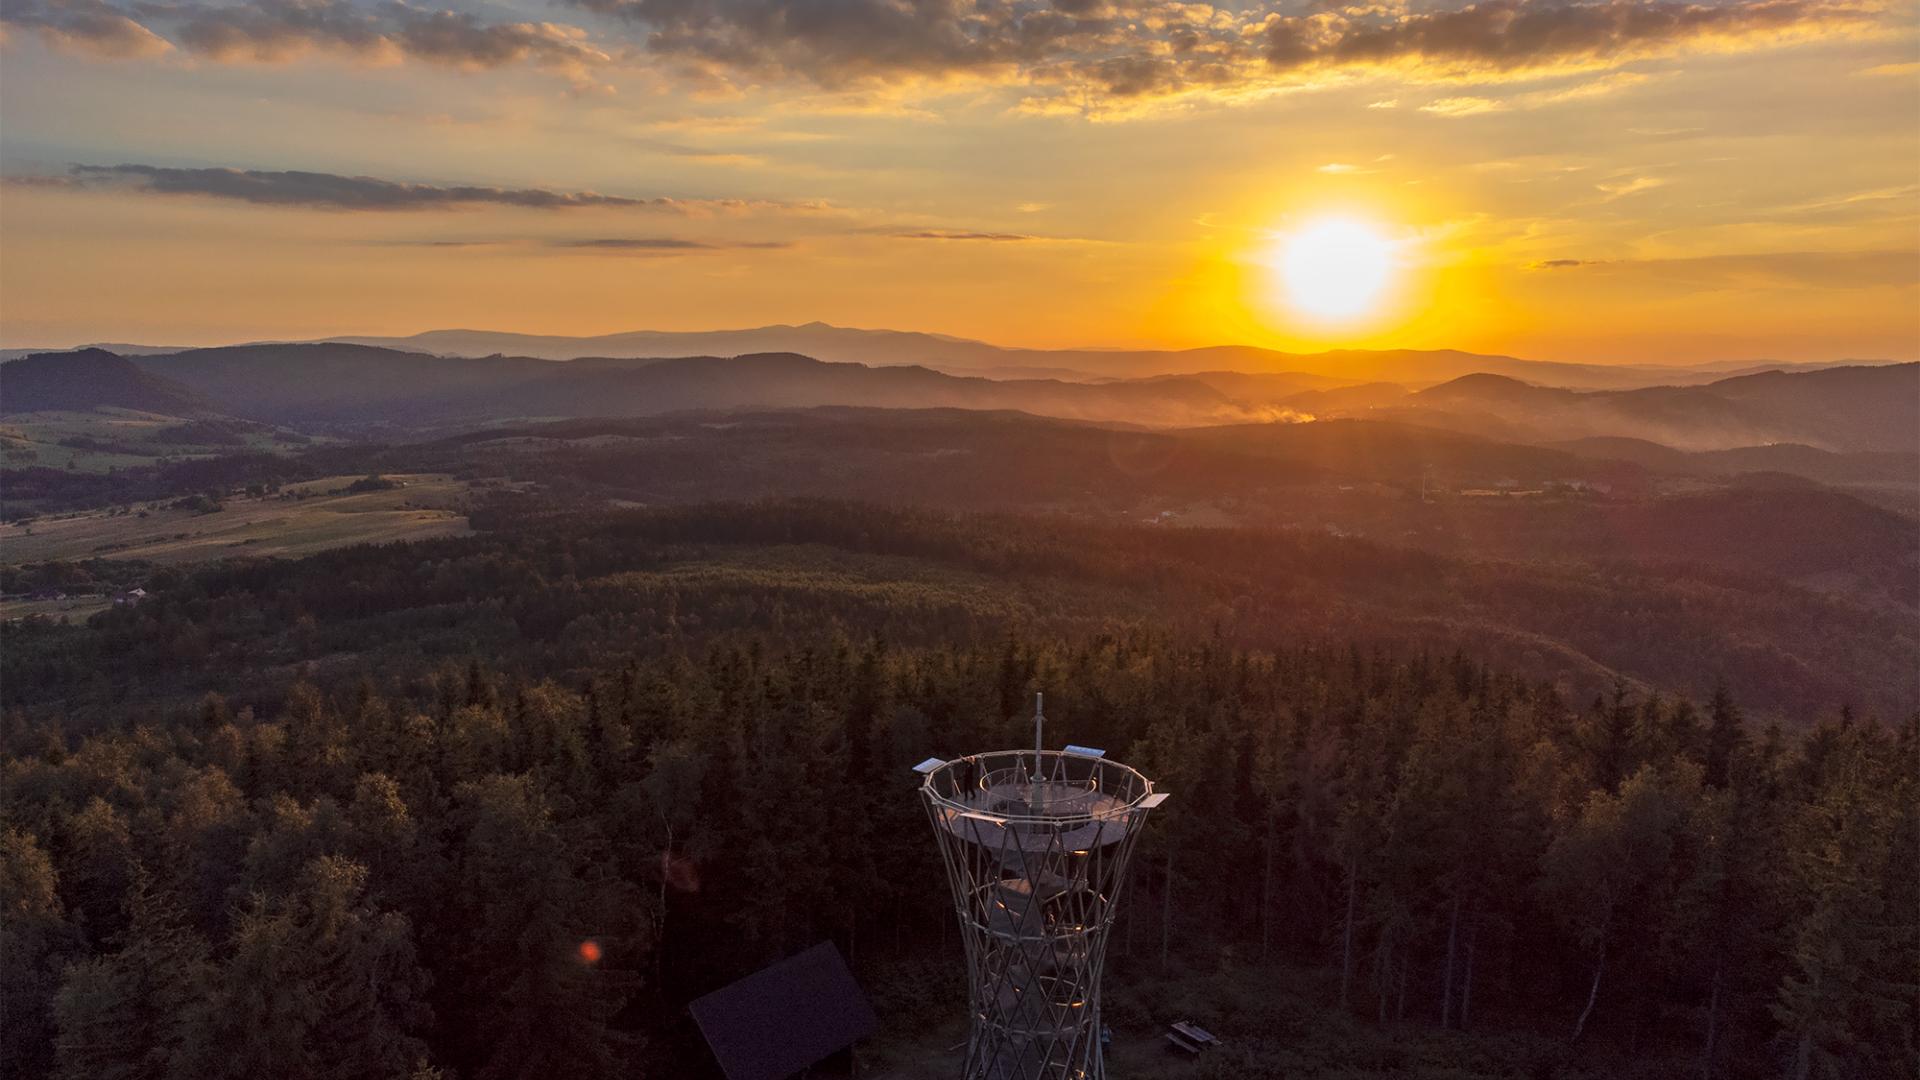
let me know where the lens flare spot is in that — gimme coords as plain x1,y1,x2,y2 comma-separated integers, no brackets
661,851,702,893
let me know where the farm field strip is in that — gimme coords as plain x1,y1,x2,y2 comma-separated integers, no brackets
0,473,473,565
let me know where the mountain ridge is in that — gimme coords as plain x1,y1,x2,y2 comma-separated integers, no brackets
7,342,1913,454
328,326,1895,389
9,322,1905,389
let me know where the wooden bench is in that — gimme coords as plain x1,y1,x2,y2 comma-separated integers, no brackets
1171,1021,1220,1047
1164,1031,1204,1056
1163,1019,1221,1056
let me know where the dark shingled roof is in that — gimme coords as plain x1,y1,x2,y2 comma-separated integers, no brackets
689,940,878,1080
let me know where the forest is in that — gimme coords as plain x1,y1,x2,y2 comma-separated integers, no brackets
6,420,1915,722
1,499,1914,1079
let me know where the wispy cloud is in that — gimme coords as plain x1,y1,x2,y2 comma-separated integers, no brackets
1317,155,1394,174
890,230,1037,241
378,239,505,248
552,237,794,251
1774,183,1920,216
1421,96,1506,117
634,141,769,168
1858,60,1920,77
1522,249,1919,289
374,235,794,253
26,163,822,214
1419,71,1657,117
1596,175,1668,200
58,164,667,210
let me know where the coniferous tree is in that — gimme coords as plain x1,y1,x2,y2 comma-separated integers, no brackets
2,829,75,1079
440,775,629,1080
52,872,210,1080
193,856,432,1080
1540,765,1694,1041
1772,726,1915,1080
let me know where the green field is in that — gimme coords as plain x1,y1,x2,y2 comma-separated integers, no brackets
0,473,474,566
0,408,320,472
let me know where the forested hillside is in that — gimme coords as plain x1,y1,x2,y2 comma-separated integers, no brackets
5,498,1914,721
2,501,1913,1079
0,350,208,417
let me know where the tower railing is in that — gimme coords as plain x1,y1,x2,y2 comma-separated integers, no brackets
915,720,1167,1080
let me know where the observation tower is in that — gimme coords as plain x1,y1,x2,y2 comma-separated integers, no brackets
914,694,1169,1080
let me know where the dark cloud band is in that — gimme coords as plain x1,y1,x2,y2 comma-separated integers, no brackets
1260,0,1863,75
2,0,1884,106
52,164,692,211
3,0,609,85
564,0,1875,95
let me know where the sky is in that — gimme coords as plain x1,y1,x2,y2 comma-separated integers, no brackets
1,0,1916,364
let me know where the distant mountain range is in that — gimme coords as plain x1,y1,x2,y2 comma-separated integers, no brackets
3,341,1915,457
5,321,1901,388
110,345,1272,428
319,324,1902,389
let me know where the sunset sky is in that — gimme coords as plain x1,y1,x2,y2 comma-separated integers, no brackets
2,0,1916,363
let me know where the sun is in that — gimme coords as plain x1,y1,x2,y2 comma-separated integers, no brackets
1272,217,1398,322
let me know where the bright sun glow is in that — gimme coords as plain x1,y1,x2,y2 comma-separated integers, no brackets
1274,217,1398,321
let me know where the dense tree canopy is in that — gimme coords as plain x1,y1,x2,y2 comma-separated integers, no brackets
1,502,1913,1079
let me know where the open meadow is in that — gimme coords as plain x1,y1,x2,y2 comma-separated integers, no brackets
0,408,317,471
0,472,472,567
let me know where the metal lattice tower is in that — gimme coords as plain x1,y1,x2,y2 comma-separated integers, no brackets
914,694,1169,1080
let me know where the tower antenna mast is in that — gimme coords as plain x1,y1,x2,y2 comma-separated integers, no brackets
1033,692,1045,780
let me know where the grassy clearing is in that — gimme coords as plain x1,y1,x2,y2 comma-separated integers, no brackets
0,473,473,565
0,594,115,622
0,408,319,472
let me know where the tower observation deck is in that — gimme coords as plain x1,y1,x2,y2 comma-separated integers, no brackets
914,695,1169,1080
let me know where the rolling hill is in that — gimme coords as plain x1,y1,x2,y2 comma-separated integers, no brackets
131,344,562,425
1178,417,1630,486
1706,364,1920,452
1404,364,1919,452
1551,437,1920,486
128,345,1273,428
0,349,209,416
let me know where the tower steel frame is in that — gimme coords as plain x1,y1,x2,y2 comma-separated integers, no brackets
916,742,1166,1080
